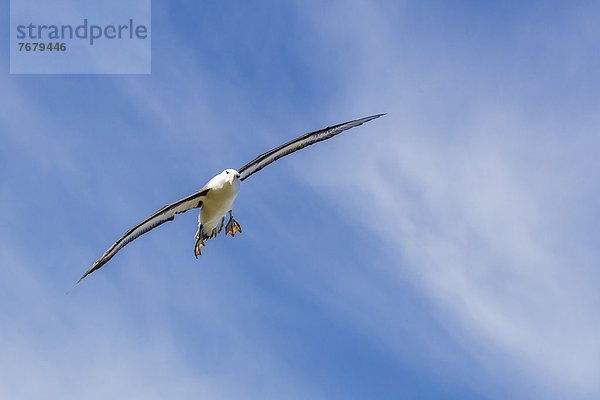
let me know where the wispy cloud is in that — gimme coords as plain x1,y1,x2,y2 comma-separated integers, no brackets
294,1,600,397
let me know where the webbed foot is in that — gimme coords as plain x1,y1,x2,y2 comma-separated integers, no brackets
194,239,205,258
225,210,242,237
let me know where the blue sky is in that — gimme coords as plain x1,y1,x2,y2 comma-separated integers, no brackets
2,1,600,398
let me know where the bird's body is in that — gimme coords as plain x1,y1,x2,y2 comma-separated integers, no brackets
197,169,240,240
193,169,242,256
78,114,384,283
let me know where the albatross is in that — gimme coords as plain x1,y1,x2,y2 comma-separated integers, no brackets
78,113,384,283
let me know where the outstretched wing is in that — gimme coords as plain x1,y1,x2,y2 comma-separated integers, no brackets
238,114,385,181
78,187,210,283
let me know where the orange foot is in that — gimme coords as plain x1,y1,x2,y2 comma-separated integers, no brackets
225,211,242,237
194,238,205,258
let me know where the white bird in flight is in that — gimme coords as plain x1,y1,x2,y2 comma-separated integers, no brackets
78,114,384,283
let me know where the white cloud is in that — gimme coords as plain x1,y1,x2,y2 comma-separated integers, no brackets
294,1,600,398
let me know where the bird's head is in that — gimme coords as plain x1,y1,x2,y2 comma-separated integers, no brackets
223,169,241,184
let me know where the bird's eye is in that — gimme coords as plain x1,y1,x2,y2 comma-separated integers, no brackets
226,171,229,174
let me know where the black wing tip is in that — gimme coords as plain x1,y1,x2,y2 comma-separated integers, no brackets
76,268,93,285
76,260,103,284
76,272,89,285
360,113,386,122
340,113,386,128
337,113,385,130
